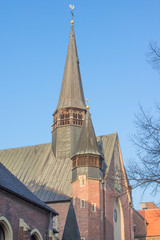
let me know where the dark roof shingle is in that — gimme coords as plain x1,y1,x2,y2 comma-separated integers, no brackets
0,162,57,214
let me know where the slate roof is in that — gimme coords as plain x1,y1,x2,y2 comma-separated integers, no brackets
0,144,71,202
0,134,116,203
73,110,102,157
0,162,57,214
97,133,117,173
56,25,86,110
62,201,80,240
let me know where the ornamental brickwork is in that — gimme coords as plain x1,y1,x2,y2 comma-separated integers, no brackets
52,108,86,131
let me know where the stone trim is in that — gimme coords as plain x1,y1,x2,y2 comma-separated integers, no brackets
19,218,30,231
0,216,13,240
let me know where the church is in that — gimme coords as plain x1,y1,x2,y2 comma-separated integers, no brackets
0,19,134,240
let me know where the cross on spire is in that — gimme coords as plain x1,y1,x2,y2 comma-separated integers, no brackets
69,4,75,24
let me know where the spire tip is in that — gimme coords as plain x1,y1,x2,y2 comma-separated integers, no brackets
69,4,75,25
71,20,74,25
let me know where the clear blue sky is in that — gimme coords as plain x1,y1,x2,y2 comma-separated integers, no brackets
0,0,160,209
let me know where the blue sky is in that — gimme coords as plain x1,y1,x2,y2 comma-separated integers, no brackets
0,0,160,209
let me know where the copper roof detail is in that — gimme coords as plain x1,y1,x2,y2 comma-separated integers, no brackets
56,25,86,110
73,110,102,157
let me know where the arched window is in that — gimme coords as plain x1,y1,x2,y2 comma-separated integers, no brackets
30,236,37,240
0,225,5,240
30,229,43,240
0,216,13,240
113,199,125,240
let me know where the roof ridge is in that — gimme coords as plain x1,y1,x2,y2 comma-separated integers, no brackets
0,143,51,151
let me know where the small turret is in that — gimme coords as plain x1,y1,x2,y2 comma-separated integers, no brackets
72,109,104,181
71,109,104,240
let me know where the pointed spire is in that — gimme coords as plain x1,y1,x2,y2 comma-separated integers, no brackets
73,110,102,156
56,25,86,110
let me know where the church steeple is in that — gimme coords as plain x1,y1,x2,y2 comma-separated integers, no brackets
52,23,86,158
56,25,86,110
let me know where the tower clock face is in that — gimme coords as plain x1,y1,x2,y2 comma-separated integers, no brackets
114,209,117,222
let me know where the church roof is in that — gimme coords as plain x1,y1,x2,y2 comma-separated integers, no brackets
0,144,71,202
0,162,57,214
0,134,117,203
62,201,81,240
56,25,86,110
73,110,102,157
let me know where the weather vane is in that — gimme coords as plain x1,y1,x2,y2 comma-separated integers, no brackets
86,98,90,110
69,4,75,24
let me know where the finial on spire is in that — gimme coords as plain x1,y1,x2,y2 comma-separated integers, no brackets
69,4,75,24
86,98,90,110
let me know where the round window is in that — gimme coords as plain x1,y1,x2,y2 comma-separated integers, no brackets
114,209,117,222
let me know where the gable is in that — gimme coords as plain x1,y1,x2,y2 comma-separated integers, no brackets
100,133,132,202
97,133,117,174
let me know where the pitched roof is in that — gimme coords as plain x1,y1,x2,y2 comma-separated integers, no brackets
138,208,160,236
0,144,71,202
0,162,57,214
73,110,102,157
0,134,117,203
97,133,117,173
56,25,86,110
62,201,80,240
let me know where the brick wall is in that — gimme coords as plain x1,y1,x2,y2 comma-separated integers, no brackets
0,189,51,240
133,209,147,240
48,201,70,240
72,178,104,240
104,153,133,240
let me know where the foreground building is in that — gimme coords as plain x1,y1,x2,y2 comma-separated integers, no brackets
134,202,160,240
0,163,57,240
0,21,134,240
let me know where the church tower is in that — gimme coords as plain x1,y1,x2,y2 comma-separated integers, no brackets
72,109,104,240
52,23,86,159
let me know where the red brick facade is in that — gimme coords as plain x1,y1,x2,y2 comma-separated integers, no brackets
0,189,53,240
72,179,104,240
104,154,133,240
49,201,70,240
135,206,160,240
71,142,133,240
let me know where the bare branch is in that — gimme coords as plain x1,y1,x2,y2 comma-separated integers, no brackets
127,104,160,195
147,41,160,73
